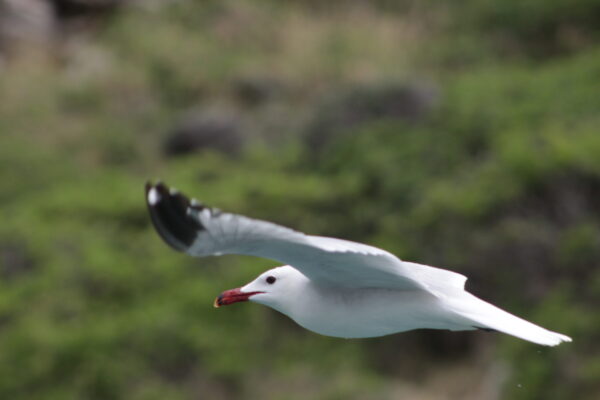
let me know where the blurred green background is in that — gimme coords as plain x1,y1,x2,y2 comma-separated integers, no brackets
0,0,599,399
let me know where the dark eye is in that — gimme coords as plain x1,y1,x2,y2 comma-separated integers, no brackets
266,276,276,284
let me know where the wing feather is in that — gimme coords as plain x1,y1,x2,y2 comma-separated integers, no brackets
145,182,467,295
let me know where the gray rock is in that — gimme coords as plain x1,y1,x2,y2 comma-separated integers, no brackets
305,82,438,153
163,111,245,158
0,0,55,53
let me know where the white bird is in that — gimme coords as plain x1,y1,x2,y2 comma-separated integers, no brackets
145,182,572,346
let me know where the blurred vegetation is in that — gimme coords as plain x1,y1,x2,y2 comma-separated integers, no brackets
0,0,598,399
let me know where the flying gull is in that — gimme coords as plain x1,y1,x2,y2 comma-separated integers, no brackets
145,182,572,346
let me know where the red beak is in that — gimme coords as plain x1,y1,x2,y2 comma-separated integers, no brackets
214,288,264,308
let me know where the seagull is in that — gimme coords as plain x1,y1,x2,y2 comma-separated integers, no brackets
145,182,572,346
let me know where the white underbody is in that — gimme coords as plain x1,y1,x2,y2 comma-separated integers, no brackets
261,284,472,339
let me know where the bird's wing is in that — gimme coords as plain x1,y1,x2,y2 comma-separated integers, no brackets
146,182,467,295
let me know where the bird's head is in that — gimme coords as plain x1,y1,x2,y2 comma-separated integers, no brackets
214,265,306,313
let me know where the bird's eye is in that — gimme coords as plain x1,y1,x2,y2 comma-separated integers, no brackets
266,276,276,284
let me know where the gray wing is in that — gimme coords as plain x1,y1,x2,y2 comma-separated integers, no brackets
145,182,467,295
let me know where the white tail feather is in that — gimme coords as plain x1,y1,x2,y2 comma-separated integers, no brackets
447,292,572,346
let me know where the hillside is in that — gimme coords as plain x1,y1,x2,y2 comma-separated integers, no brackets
0,1,598,399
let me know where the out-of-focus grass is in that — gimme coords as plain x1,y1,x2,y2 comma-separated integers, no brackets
0,0,599,399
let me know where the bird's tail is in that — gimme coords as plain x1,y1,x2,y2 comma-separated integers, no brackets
446,292,572,346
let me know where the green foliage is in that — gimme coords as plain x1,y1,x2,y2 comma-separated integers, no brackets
446,0,600,58
0,0,598,399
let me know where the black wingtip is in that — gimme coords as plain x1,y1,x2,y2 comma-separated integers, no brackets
145,181,205,252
